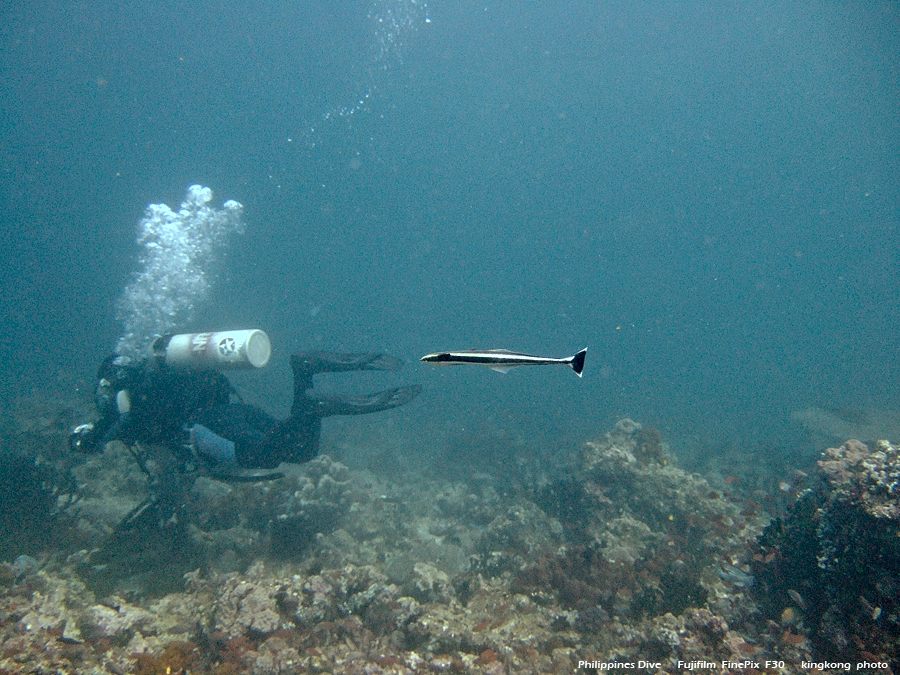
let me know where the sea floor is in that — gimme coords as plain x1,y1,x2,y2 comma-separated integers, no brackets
0,393,897,674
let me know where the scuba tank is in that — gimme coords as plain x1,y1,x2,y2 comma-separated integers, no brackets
152,329,272,370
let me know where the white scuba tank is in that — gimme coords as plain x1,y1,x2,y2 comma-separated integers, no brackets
153,330,272,370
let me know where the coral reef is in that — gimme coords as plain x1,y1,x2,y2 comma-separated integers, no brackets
0,454,58,560
511,420,766,651
753,439,900,665
2,401,897,673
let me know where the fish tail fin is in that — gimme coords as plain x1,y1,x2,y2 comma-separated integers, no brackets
569,348,587,377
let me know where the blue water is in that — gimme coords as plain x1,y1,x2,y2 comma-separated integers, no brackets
1,0,898,465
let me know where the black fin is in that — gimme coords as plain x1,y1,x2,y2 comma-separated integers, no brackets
569,348,587,377
310,384,423,417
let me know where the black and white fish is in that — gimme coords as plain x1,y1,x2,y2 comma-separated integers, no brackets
420,347,587,377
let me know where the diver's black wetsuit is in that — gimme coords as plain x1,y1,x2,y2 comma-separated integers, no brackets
70,352,421,469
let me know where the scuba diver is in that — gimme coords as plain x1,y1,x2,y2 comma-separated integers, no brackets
67,333,421,594
70,337,422,470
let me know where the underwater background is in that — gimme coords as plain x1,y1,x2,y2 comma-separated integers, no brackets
2,1,900,672
2,0,899,463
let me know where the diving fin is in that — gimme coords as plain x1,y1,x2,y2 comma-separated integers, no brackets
308,384,423,417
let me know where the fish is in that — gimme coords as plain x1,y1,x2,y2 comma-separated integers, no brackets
717,562,755,588
787,589,807,610
420,347,587,377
